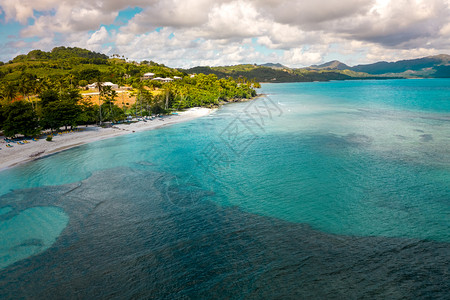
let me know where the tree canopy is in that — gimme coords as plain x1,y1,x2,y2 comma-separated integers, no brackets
0,47,259,137
2,101,40,137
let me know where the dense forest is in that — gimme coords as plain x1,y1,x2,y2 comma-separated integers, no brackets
183,64,396,83
184,65,355,82
0,47,258,138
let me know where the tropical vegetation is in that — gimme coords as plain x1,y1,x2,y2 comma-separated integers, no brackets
0,47,258,138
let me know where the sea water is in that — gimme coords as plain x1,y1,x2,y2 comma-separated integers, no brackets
0,79,449,298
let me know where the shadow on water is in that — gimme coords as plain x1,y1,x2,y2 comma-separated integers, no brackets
0,167,448,299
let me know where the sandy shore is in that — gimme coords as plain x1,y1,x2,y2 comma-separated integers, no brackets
0,107,214,170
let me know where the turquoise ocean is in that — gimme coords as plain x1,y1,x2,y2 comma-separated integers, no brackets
0,79,449,298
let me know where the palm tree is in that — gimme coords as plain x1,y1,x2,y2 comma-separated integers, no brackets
96,78,104,125
140,89,153,116
37,76,52,92
134,82,145,117
68,74,75,89
2,82,18,102
117,78,126,109
53,76,66,96
34,78,43,100
108,89,118,121
163,83,173,111
18,73,36,110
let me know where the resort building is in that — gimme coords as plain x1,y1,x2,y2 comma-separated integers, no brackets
103,82,119,89
152,77,174,83
142,72,155,79
87,82,119,90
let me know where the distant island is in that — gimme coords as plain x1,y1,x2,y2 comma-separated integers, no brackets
183,54,450,82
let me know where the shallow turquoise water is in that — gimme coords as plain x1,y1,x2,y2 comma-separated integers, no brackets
3,79,448,240
0,79,449,298
210,79,450,241
0,206,68,269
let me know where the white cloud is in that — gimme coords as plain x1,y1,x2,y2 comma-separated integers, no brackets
0,0,60,23
87,27,109,46
20,2,118,38
282,47,326,66
0,0,449,66
255,0,374,26
123,0,213,33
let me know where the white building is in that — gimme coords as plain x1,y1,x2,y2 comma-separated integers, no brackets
142,72,155,79
87,82,119,90
152,77,174,83
103,82,119,89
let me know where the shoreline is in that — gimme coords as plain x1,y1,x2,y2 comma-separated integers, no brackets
0,107,214,171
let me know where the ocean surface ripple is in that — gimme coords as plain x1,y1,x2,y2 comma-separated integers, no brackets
1,79,449,299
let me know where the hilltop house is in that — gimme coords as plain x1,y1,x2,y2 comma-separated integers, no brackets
142,72,155,79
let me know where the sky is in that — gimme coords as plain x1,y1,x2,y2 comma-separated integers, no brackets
0,0,449,68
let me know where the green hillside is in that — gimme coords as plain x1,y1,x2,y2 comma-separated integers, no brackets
0,47,185,86
0,47,258,138
350,55,450,75
184,64,393,83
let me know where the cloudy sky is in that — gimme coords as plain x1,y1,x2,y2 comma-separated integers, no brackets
0,0,449,68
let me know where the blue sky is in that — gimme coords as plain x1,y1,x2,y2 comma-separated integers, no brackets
0,0,449,68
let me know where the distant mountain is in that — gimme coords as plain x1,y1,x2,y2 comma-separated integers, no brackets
182,54,450,83
350,54,450,75
306,55,450,77
183,64,374,83
309,60,350,71
258,63,287,69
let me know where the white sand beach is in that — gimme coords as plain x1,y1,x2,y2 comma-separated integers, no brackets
0,107,213,170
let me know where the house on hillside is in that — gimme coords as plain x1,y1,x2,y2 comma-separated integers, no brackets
87,82,119,90
152,77,174,83
142,72,155,79
173,76,182,80
103,82,119,89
